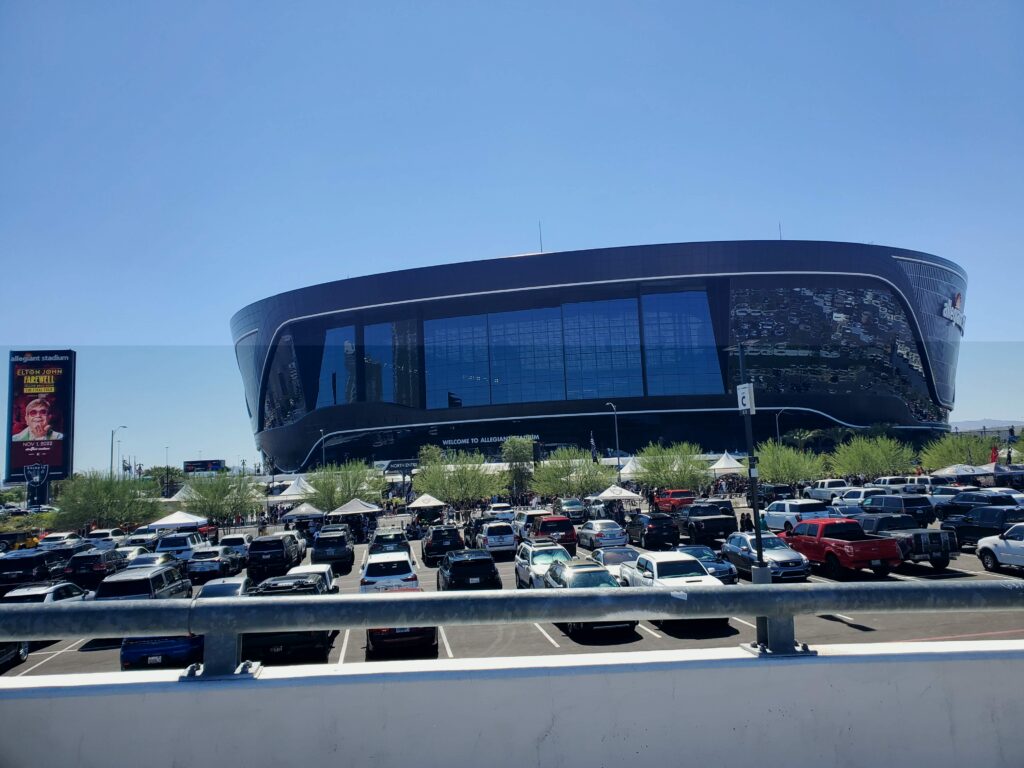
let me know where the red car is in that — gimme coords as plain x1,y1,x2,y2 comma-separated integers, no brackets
365,587,438,659
527,516,578,556
654,489,696,513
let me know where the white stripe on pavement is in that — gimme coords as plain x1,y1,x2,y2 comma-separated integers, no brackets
832,614,857,623
731,617,757,629
533,623,560,648
439,626,454,658
338,629,350,664
638,624,662,639
17,638,86,677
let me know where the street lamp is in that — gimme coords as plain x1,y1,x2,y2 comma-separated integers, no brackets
774,409,789,444
605,403,621,484
109,426,127,478
164,446,170,498
320,429,326,468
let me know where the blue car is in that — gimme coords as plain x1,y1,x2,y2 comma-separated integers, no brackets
120,577,251,670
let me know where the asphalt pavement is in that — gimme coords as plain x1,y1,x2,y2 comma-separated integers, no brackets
5,513,1024,677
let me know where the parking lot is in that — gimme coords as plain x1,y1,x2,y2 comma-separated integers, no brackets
5,512,1024,677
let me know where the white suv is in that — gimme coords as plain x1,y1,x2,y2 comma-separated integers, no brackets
359,552,418,592
478,522,516,554
155,532,204,561
85,528,127,551
977,523,1024,572
868,476,916,494
514,541,571,589
803,479,850,502
762,499,832,532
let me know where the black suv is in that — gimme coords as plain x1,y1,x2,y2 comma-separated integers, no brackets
671,504,738,544
311,531,355,572
64,548,128,588
241,574,333,663
625,513,679,549
93,565,192,600
0,549,68,595
941,506,1024,547
935,491,1019,522
436,550,502,591
421,525,464,567
859,494,936,526
247,535,300,582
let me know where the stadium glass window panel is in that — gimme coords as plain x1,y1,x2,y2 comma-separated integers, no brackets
364,320,421,407
488,307,565,405
642,292,724,396
315,325,357,410
562,299,643,400
264,332,309,429
424,315,491,409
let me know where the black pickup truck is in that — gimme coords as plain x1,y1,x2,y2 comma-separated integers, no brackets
857,513,958,570
671,503,738,545
941,506,1024,548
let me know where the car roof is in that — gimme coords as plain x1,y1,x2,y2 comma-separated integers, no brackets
366,551,414,563
1,549,50,559
104,566,170,580
41,531,76,537
558,561,606,572
5,582,63,596
789,499,828,505
252,536,284,543
69,548,104,557
448,549,493,561
539,515,571,522
642,551,698,562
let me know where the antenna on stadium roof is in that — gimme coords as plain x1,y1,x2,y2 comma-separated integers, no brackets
778,222,783,240
538,220,544,252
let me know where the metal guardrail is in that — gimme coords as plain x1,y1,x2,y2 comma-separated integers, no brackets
2,581,1023,677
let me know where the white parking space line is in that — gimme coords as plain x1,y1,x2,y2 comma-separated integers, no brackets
889,573,923,581
338,629,350,664
17,638,86,676
638,624,662,639
731,617,757,629
438,626,454,658
807,575,832,583
831,614,857,622
533,623,561,648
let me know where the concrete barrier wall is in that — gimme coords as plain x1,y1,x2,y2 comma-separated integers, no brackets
2,641,1022,768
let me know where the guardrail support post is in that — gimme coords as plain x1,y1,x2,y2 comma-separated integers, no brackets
750,564,771,646
200,632,241,677
765,613,797,654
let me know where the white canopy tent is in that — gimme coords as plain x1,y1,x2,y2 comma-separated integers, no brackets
275,476,316,500
596,485,642,502
327,498,382,517
148,510,208,529
709,452,745,477
932,464,991,478
280,502,325,521
408,493,445,509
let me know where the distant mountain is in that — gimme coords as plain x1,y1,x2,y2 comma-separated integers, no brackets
950,419,1023,431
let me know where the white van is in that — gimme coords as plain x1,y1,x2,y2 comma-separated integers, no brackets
286,564,338,593
155,532,204,561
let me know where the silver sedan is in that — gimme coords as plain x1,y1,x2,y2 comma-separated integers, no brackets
578,520,628,549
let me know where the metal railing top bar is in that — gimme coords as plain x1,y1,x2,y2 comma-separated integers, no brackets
2,581,1022,644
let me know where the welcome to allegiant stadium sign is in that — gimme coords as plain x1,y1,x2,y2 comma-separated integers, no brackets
941,293,966,334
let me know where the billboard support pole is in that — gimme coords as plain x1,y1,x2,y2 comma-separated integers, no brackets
109,426,126,479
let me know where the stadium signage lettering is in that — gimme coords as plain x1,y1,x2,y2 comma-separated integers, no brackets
941,293,965,333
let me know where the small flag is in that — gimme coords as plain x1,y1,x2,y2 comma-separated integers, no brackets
590,432,598,463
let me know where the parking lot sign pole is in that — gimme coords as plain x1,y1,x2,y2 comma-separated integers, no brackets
737,343,771,648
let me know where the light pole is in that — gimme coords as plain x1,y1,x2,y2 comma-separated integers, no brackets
774,409,789,444
164,446,170,498
109,426,127,478
319,429,326,468
605,403,621,484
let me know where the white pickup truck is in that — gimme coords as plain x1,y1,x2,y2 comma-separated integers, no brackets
803,479,850,502
618,551,723,588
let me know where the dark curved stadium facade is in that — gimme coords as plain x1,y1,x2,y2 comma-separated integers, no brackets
230,241,966,472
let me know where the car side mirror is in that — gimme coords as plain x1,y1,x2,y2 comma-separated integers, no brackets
999,532,1007,540
740,545,750,552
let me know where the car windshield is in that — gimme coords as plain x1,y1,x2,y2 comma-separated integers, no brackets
450,560,495,576
94,580,150,598
595,521,621,530
759,537,790,550
531,549,571,565
561,500,583,509
160,536,189,548
678,547,716,562
249,540,282,553
221,537,246,546
597,548,639,565
130,555,161,566
484,525,512,536
658,560,707,577
197,583,243,597
315,534,347,546
539,519,573,533
191,551,220,560
87,531,111,539
567,571,619,588
2,593,48,603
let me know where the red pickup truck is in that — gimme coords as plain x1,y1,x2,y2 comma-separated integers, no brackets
654,489,696,513
779,518,902,578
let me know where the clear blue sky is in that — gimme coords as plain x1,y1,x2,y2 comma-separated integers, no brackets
1,1,1021,472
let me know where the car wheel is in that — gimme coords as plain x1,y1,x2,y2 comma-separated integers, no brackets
930,556,950,571
0,542,9,553
825,554,843,580
14,641,29,665
980,550,1000,572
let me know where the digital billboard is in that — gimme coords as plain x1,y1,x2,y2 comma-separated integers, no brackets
183,459,226,473
6,350,76,483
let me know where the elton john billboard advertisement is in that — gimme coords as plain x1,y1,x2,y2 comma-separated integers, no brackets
5,350,76,483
